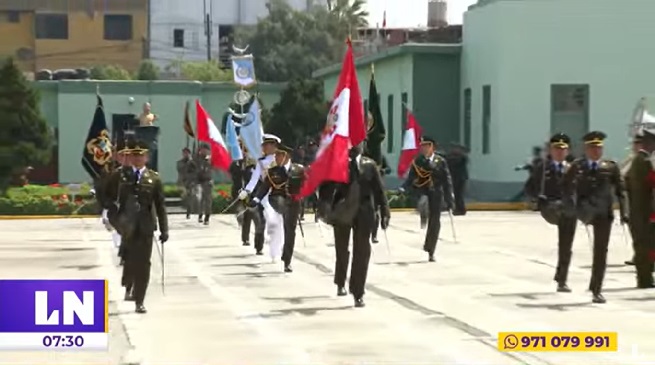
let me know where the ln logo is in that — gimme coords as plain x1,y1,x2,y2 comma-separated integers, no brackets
34,291,95,325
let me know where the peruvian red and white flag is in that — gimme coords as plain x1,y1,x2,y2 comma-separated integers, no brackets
195,100,231,171
298,39,366,198
397,111,423,178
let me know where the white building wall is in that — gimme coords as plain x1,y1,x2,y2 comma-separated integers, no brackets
150,0,325,70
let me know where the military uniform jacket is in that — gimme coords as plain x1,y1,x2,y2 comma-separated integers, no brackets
195,156,213,184
229,159,255,199
103,167,169,238
402,154,454,205
628,150,654,235
176,157,196,187
562,158,627,223
253,162,305,214
525,158,572,200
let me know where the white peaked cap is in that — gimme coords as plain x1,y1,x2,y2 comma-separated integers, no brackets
262,133,281,144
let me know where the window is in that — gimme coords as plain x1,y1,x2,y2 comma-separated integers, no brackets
104,14,132,40
401,92,408,130
387,94,394,153
35,14,68,39
463,88,471,150
0,11,19,23
173,28,184,48
482,85,491,154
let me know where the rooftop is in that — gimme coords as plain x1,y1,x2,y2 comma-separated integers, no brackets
312,42,461,78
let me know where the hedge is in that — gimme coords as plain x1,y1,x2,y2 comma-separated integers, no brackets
0,184,412,216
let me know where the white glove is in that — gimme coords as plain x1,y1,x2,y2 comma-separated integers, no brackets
238,190,249,200
397,187,405,194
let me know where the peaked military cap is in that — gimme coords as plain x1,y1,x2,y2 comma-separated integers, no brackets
275,144,294,154
182,147,191,153
127,139,149,155
262,134,281,145
583,131,607,146
549,133,571,149
420,136,436,145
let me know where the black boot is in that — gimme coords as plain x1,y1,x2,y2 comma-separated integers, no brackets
124,287,134,301
354,296,365,308
592,292,606,304
135,303,147,314
198,215,203,223
371,236,379,244
337,286,347,296
557,283,571,293
284,264,293,273
242,241,250,246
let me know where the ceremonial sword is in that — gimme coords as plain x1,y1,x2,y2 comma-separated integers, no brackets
153,237,165,295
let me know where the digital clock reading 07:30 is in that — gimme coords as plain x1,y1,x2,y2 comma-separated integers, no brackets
0,279,109,351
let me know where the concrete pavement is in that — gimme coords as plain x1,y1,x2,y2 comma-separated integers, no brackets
0,212,654,364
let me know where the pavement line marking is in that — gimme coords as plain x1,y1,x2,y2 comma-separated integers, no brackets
86,219,143,365
164,238,313,364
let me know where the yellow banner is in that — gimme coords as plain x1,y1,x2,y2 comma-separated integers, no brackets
497,332,617,352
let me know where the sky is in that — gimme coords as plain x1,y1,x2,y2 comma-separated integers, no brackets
364,0,478,27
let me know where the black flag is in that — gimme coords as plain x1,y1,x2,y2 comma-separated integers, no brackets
81,95,113,180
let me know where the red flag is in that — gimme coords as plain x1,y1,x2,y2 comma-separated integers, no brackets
382,11,386,28
397,111,423,178
195,100,231,171
298,40,365,198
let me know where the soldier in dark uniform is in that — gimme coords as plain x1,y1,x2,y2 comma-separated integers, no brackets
195,143,213,225
249,144,305,272
318,144,390,307
104,140,169,313
524,133,577,292
370,156,391,243
229,142,256,246
445,142,469,216
626,131,655,288
399,136,454,262
562,131,628,303
176,147,196,219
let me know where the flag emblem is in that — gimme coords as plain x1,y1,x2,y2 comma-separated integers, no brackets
236,66,251,78
243,111,257,127
325,103,339,133
85,129,112,166
366,111,375,132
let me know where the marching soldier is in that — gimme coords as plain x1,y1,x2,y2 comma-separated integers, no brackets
238,134,280,255
229,143,257,246
249,144,305,271
524,133,577,292
621,135,643,265
398,136,455,262
318,144,390,307
562,131,628,303
176,147,196,220
104,139,169,314
371,156,391,243
446,142,469,216
195,143,213,225
626,131,655,288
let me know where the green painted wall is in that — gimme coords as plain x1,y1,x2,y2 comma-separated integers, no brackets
412,53,461,147
33,80,285,184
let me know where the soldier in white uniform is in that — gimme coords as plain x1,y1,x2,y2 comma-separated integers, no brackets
238,134,280,255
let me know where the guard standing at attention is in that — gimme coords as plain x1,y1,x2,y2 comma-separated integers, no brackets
626,130,655,288
318,144,390,307
250,144,305,272
176,147,197,220
524,133,577,292
104,139,169,313
562,131,628,304
399,136,454,262
238,134,280,255
229,142,256,246
195,143,213,225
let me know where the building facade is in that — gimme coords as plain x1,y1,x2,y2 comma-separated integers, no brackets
316,0,655,201
150,0,325,70
34,80,284,184
0,0,147,73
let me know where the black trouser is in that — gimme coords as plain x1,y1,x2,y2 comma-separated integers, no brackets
333,207,374,298
371,212,380,240
120,241,132,289
632,220,655,287
452,179,466,214
588,216,612,294
282,201,302,265
241,209,253,243
253,206,265,253
423,193,442,255
554,216,577,285
123,233,154,305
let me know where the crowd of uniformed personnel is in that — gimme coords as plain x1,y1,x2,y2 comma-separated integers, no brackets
94,126,655,314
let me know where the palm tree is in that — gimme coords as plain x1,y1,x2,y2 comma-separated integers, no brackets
328,0,369,29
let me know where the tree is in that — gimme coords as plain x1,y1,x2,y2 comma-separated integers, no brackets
177,60,232,82
135,60,160,80
267,78,328,146
234,0,345,82
0,58,52,194
328,0,369,29
90,64,132,80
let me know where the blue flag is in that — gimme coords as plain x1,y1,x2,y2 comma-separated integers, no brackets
238,99,263,160
226,114,243,161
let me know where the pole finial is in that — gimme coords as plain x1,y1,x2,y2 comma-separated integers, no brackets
96,83,100,95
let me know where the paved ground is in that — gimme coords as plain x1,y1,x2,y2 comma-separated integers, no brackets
0,211,654,365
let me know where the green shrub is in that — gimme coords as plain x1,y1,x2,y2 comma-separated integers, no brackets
0,194,100,215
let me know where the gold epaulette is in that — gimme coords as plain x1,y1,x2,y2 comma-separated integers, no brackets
411,160,432,188
266,168,287,190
